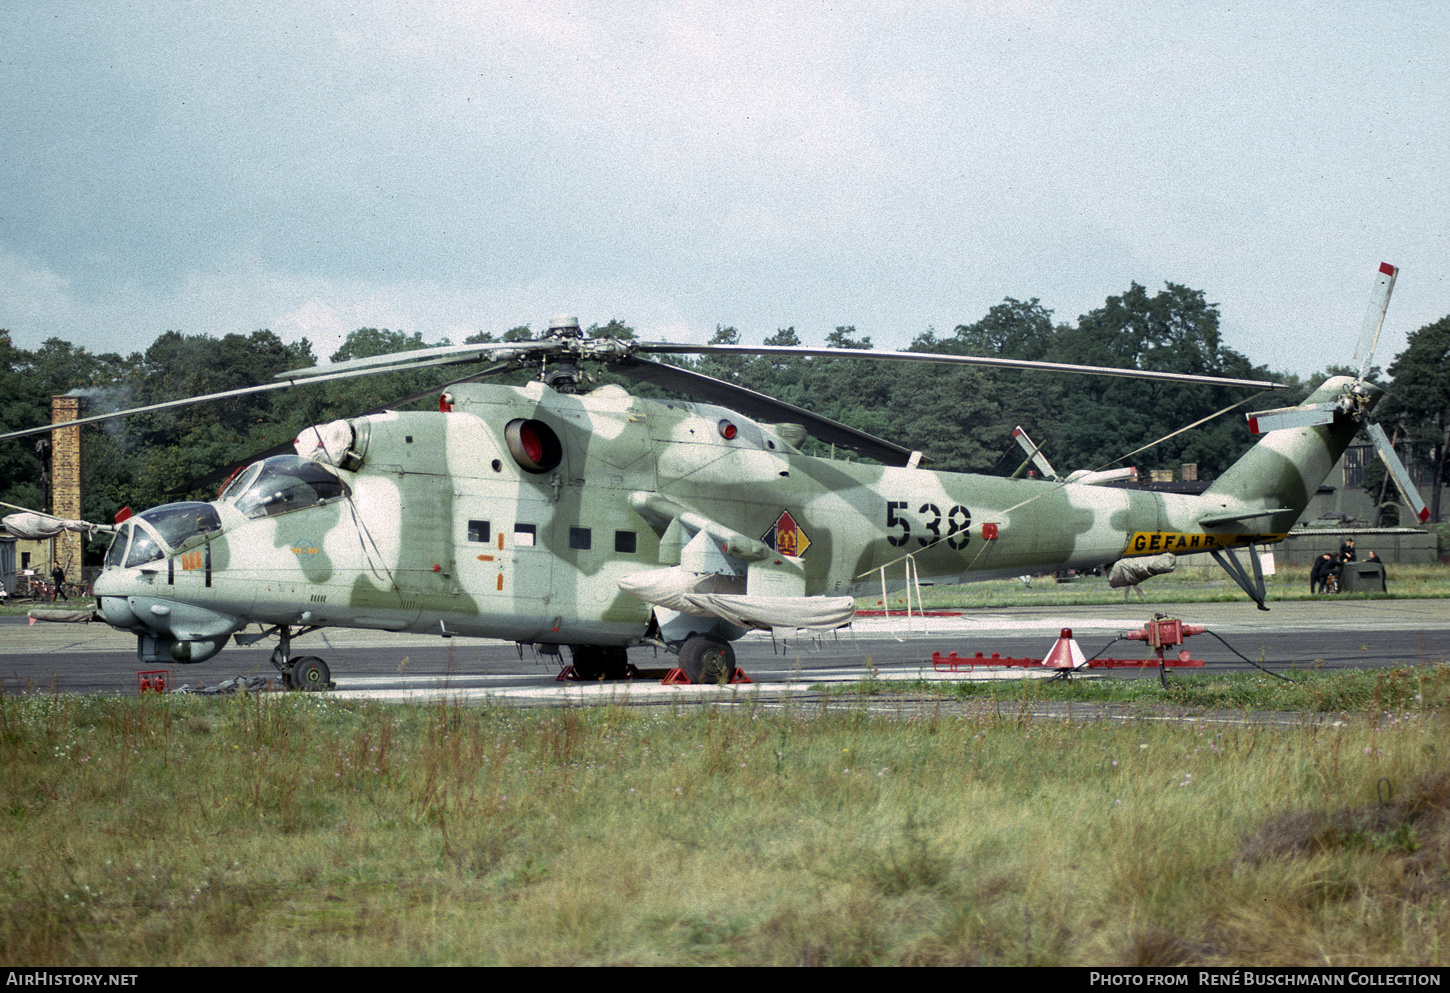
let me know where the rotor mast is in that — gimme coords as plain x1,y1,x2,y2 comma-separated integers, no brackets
543,314,586,393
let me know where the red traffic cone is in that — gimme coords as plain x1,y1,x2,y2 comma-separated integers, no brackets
1042,628,1086,669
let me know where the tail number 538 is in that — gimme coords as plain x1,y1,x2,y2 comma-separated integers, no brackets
885,501,970,549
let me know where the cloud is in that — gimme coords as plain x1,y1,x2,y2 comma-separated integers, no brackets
0,2,1445,377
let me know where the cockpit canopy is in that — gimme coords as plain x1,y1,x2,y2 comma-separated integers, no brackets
102,457,350,570
221,455,350,519
105,502,223,569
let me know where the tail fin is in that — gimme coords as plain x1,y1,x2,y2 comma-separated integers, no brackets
1203,376,1376,529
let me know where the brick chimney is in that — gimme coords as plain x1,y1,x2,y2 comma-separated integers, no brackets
50,395,82,578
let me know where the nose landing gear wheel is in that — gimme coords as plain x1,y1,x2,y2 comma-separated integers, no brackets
678,635,735,684
289,656,332,691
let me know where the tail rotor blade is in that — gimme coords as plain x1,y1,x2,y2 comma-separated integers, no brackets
1365,421,1429,524
1354,262,1398,383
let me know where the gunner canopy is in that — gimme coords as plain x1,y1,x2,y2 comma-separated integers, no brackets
104,502,223,569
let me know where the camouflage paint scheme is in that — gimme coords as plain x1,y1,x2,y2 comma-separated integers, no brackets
91,375,1374,670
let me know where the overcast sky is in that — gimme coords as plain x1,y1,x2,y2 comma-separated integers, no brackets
2,1,1446,378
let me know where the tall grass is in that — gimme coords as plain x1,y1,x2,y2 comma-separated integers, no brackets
0,684,1445,966
921,661,1450,714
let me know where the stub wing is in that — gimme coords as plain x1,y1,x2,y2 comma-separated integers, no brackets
619,568,855,632
673,593,856,634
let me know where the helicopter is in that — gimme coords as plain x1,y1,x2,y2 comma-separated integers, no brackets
1,265,1427,688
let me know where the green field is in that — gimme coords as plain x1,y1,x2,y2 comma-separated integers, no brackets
2,664,1446,966
6,562,1447,619
858,562,1450,611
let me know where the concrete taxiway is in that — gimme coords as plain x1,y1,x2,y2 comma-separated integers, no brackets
1,599,1445,707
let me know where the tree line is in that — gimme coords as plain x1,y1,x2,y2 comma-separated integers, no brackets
2,280,1447,565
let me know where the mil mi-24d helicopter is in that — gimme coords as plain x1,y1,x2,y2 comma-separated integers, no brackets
2,264,1428,688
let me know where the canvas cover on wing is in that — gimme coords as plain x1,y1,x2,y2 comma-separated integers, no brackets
619,567,854,632
618,567,745,615
674,593,856,633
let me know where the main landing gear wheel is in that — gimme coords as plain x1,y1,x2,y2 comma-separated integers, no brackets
289,656,332,691
678,635,735,685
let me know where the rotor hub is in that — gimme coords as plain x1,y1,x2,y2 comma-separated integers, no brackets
547,314,583,340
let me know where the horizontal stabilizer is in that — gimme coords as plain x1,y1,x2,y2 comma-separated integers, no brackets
1246,402,1338,435
1197,508,1296,526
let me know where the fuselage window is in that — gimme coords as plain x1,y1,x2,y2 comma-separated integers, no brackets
468,520,491,543
614,530,636,554
569,527,591,550
514,524,537,547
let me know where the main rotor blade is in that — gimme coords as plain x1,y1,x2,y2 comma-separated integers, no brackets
0,359,511,443
170,439,299,496
607,357,923,467
167,366,513,496
276,342,549,379
629,343,1287,390
1354,262,1398,383
11,330,1283,449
